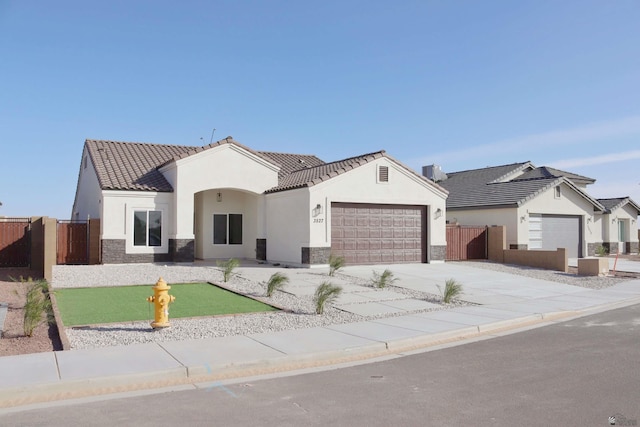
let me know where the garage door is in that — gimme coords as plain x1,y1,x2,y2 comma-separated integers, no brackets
331,203,426,265
529,214,582,258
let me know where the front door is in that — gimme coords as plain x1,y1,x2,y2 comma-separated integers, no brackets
618,220,626,253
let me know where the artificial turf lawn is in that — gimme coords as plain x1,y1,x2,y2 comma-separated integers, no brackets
55,283,278,326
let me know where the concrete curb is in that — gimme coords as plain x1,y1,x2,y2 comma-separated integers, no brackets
2,297,640,409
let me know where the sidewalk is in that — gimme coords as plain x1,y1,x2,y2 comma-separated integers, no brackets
2,265,640,409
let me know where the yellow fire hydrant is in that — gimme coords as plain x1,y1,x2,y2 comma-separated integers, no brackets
147,277,175,329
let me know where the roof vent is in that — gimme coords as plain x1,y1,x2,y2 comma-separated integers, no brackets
422,164,447,182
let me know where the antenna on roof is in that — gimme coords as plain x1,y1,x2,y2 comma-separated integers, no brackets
209,128,216,144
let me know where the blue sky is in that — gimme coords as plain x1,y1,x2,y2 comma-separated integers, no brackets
1,0,639,219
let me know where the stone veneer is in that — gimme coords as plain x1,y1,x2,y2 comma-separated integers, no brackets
256,239,267,261
628,241,639,254
169,239,194,262
430,245,446,261
586,242,604,257
301,247,331,265
603,242,619,255
509,244,528,250
101,239,194,264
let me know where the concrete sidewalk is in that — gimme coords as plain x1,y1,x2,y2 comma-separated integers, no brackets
2,266,640,409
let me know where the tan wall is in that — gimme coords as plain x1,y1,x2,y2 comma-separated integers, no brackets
487,225,506,262
42,217,57,282
503,248,567,272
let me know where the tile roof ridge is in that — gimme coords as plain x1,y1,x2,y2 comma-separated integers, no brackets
448,161,531,175
85,138,196,149
258,150,321,157
541,165,595,181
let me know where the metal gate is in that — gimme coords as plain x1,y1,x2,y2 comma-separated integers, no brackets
57,220,89,265
0,218,31,267
446,225,487,261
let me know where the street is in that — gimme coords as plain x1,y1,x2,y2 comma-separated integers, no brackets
2,304,639,427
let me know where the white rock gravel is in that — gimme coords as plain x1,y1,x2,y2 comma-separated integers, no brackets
53,261,631,350
53,264,453,350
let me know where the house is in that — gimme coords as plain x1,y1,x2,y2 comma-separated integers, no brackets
597,197,640,254
72,137,448,266
424,161,639,258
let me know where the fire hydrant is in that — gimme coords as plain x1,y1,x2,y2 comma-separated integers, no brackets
147,277,175,329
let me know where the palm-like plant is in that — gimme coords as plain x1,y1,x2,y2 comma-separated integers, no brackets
217,258,240,282
328,254,345,277
437,278,463,304
266,272,289,297
313,282,342,314
371,269,398,288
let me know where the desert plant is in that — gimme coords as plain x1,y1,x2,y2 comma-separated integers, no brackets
437,278,463,304
266,272,289,297
595,245,608,257
313,282,342,314
328,254,345,277
23,280,53,337
217,258,240,282
371,269,398,289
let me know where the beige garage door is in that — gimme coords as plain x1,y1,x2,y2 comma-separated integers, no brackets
331,203,426,265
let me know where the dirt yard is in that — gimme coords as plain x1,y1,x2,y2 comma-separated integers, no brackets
0,269,62,357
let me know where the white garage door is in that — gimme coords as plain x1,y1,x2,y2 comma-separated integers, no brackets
529,214,582,258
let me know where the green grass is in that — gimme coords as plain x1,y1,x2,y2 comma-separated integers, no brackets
55,283,278,326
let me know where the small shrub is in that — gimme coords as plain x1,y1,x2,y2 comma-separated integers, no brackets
328,254,345,277
23,280,53,337
595,245,608,257
313,282,342,314
266,272,289,297
437,278,463,304
217,258,240,282
371,269,398,288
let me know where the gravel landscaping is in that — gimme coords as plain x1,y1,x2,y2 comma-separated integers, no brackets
10,260,632,352
52,263,461,350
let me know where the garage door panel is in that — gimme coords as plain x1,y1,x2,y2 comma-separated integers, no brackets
331,203,426,265
529,215,581,258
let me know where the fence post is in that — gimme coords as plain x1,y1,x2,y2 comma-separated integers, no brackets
89,218,101,264
43,218,57,282
30,217,44,277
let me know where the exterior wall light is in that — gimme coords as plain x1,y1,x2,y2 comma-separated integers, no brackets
217,192,222,202
434,208,442,219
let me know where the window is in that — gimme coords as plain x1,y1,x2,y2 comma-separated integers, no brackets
214,214,243,245
378,165,389,183
134,210,162,247
554,186,561,199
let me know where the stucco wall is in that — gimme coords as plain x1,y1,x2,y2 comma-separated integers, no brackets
194,189,259,259
524,181,601,250
265,188,310,265
309,158,448,249
101,190,173,255
160,144,279,241
71,148,102,221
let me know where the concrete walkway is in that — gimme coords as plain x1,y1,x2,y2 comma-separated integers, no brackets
2,263,640,409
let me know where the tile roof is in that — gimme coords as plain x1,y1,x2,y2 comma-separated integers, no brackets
440,161,602,210
597,197,640,214
258,151,326,180
516,166,595,184
264,151,385,193
86,139,193,191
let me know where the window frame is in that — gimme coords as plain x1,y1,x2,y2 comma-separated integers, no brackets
213,213,243,246
133,210,163,247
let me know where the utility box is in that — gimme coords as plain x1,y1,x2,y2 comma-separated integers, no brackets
578,258,609,276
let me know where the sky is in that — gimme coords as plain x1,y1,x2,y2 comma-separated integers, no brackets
1,0,639,220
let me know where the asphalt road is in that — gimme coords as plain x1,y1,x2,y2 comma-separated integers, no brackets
2,304,639,427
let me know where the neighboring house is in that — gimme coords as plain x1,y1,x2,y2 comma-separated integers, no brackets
597,197,640,254
72,137,448,266
424,161,639,258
